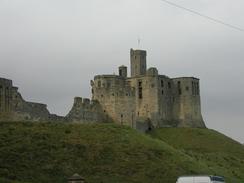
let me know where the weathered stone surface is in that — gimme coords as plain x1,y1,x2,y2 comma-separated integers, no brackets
0,79,64,122
91,49,206,129
65,97,109,123
0,48,206,130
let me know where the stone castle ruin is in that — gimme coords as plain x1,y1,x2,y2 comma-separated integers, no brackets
0,49,206,130
0,78,61,122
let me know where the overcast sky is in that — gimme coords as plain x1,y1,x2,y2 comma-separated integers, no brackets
0,0,243,143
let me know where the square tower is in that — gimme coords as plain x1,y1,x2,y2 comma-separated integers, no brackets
130,49,147,77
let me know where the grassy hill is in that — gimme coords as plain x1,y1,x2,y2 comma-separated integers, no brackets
150,128,244,183
0,122,243,183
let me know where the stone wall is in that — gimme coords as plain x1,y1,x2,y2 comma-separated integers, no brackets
157,75,176,127
172,77,205,128
0,48,206,129
0,78,56,122
92,75,136,127
10,86,50,121
66,97,107,123
91,49,206,129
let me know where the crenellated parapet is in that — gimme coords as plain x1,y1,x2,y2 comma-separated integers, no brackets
66,97,109,123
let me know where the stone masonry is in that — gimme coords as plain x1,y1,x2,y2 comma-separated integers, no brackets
0,48,206,131
0,78,62,122
89,49,206,131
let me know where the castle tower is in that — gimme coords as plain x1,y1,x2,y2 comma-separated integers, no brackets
0,78,13,114
172,77,205,128
118,65,127,78
130,49,147,77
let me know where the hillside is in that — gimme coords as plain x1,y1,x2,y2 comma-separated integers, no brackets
149,128,244,183
0,122,243,183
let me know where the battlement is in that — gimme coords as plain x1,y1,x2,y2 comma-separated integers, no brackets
73,97,92,107
73,97,101,108
146,67,158,76
66,97,106,123
172,77,200,80
130,49,147,56
172,77,200,96
94,75,123,80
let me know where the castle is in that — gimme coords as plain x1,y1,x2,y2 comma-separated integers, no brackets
0,49,206,131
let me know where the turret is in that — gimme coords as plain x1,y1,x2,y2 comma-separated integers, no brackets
172,77,205,128
130,49,147,77
118,65,127,78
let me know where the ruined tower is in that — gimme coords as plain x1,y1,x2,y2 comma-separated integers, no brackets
130,49,147,77
89,48,206,131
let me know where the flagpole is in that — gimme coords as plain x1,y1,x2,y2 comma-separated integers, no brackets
138,38,141,49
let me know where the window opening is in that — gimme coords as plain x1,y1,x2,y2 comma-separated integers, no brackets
139,87,143,99
168,82,171,89
178,89,182,95
161,80,164,87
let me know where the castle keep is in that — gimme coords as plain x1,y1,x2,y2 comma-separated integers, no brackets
89,49,205,129
0,49,206,130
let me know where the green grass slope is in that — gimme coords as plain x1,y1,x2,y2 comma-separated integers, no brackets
150,128,244,183
0,122,243,183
